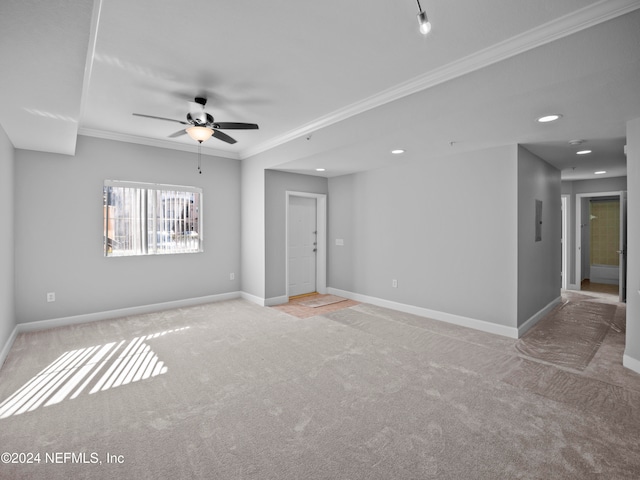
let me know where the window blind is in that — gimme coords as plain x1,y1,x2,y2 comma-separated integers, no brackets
103,181,203,257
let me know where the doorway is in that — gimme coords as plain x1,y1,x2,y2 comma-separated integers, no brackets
286,191,327,298
575,191,627,302
561,195,569,290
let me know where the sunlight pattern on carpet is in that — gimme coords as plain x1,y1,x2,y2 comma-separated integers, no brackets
0,327,188,419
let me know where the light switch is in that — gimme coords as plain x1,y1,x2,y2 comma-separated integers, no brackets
335,239,344,246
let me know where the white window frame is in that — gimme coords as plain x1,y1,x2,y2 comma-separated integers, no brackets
104,180,203,257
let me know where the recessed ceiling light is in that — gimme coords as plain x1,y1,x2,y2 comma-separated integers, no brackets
594,171,606,175
537,114,562,123
576,150,592,155
391,149,405,154
315,168,326,172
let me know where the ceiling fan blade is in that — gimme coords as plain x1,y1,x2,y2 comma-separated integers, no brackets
212,129,237,144
132,113,188,125
214,122,259,130
168,129,187,138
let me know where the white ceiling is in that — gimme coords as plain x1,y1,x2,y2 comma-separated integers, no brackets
1,0,639,180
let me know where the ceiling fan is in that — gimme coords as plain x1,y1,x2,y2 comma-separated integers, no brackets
132,96,258,145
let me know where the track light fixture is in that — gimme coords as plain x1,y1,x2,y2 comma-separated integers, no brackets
416,0,431,35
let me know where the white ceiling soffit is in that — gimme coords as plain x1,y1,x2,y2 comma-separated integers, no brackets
242,0,640,159
0,0,99,155
76,0,640,162
268,11,640,178
78,128,242,160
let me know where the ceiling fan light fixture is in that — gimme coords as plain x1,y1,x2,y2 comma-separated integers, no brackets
186,126,214,143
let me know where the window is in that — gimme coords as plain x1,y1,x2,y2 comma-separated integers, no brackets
103,181,202,257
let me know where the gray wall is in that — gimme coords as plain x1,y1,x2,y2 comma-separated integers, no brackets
626,118,640,367
327,145,519,328
14,136,241,324
517,146,561,326
265,170,328,300
240,155,271,301
0,124,15,357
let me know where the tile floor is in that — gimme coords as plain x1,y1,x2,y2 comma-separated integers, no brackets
271,293,359,318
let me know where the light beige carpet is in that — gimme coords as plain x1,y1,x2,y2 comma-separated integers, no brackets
0,297,639,479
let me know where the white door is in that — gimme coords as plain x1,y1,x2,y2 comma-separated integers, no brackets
619,191,627,302
288,196,317,297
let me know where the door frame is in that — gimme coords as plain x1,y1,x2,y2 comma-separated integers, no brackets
561,194,569,290
575,190,625,296
285,191,327,297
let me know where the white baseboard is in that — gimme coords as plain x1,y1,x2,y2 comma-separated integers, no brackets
240,291,266,306
17,291,242,334
517,296,562,338
327,287,519,339
623,354,640,375
0,325,19,370
0,292,243,369
241,292,289,307
264,295,288,307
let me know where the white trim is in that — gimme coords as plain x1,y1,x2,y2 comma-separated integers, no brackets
0,292,242,368
327,288,519,339
104,179,202,193
77,0,103,143
241,0,640,159
517,296,562,338
285,191,327,297
240,291,266,306
561,195,570,290
623,353,640,375
78,130,241,160
264,295,288,307
0,326,19,370
575,191,625,290
77,1,640,161
14,292,241,334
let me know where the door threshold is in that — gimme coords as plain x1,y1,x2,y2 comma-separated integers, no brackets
289,292,318,301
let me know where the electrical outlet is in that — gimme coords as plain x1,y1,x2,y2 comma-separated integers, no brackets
230,272,235,281
46,292,56,302
392,279,398,288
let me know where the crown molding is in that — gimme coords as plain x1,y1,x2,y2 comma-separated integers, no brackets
78,127,241,159
241,0,640,159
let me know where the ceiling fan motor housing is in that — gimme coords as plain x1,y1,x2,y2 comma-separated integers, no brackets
186,112,213,126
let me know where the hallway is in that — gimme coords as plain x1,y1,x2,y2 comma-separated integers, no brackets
517,288,636,391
